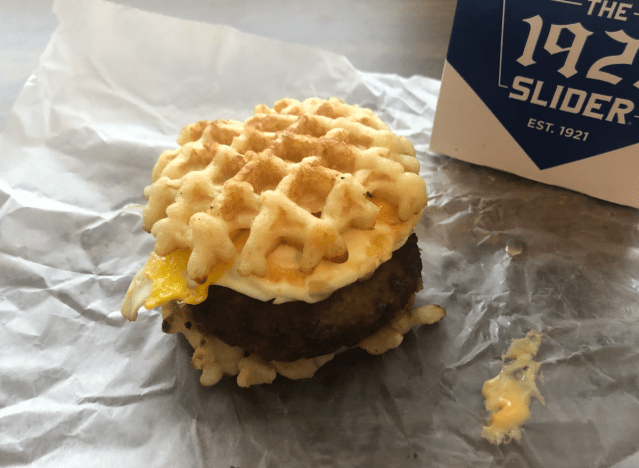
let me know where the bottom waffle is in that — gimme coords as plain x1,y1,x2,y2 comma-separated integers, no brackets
161,299,446,388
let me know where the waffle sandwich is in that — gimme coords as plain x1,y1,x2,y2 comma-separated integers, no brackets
121,97,445,387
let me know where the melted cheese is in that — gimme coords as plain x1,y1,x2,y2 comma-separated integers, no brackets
121,198,421,320
264,245,307,287
370,198,400,224
481,330,544,445
366,198,402,256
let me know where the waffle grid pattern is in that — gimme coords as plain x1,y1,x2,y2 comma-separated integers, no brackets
142,97,427,285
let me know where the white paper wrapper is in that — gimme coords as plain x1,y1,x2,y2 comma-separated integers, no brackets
1,0,639,467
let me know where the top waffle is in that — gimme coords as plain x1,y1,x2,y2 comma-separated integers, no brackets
140,97,427,305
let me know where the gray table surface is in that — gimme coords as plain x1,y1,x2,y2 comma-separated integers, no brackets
0,0,456,132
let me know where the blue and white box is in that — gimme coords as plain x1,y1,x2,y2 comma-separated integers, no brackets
431,0,639,208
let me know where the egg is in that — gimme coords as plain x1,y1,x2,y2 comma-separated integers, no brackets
144,249,233,309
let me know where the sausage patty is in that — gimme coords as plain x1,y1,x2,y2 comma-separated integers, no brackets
187,233,422,362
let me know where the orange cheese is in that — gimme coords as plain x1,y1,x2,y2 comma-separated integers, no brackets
481,330,544,445
141,200,410,309
366,197,403,256
264,262,307,287
370,198,400,225
366,233,389,256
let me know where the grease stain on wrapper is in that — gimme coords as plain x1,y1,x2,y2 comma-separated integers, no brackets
505,239,525,257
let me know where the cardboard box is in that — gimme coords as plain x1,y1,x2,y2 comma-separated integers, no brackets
431,0,639,208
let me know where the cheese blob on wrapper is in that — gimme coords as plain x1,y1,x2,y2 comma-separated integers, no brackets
481,330,544,445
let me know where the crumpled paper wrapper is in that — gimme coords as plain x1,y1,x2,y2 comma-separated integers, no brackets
1,0,639,467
